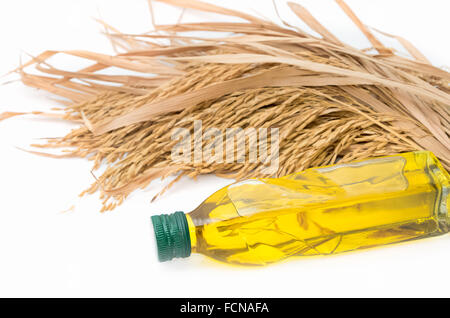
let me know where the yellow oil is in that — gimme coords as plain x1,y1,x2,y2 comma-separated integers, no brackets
186,151,450,265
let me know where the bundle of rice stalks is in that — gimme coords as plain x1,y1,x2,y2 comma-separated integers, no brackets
3,0,449,211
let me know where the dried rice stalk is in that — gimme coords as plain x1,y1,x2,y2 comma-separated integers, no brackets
3,0,449,211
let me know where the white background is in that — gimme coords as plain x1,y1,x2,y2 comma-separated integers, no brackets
0,0,449,297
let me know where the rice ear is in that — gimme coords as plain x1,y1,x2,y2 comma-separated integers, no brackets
8,0,449,211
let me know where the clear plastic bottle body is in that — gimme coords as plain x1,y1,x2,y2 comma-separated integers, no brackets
186,151,449,266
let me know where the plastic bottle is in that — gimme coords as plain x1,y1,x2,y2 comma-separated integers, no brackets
151,151,449,266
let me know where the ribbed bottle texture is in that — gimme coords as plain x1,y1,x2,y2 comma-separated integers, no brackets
151,212,191,262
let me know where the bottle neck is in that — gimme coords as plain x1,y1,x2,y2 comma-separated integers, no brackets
185,213,197,252
151,211,192,262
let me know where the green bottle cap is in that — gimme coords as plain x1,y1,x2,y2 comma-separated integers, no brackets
151,211,191,262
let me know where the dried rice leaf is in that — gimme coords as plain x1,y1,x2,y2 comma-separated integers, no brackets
335,0,393,55
287,2,342,45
